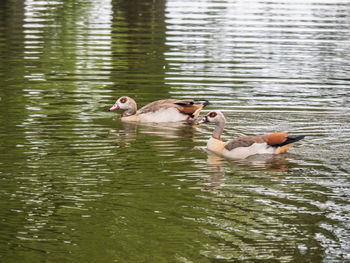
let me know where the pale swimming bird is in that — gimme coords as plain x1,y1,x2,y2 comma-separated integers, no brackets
109,96,209,123
199,111,305,159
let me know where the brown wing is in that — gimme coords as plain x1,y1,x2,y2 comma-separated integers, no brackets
138,99,179,114
224,132,303,152
138,99,209,117
224,135,268,151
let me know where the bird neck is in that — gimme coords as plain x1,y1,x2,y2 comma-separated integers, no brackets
123,100,137,117
212,118,225,140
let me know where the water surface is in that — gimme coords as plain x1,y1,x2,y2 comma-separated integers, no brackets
0,0,350,262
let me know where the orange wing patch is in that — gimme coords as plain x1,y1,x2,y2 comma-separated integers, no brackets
267,132,288,146
277,144,293,153
177,104,203,115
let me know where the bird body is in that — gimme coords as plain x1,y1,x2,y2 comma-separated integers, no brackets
109,97,209,123
199,111,304,159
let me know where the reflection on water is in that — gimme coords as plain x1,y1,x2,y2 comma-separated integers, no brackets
207,151,291,173
109,121,200,152
205,151,292,191
112,120,199,139
0,0,350,262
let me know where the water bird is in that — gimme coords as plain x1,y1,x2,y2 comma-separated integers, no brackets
109,96,209,122
199,111,305,159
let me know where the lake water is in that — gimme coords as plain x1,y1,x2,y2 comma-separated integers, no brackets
0,0,350,262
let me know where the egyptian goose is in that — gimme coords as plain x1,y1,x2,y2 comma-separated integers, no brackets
199,111,305,159
109,96,209,122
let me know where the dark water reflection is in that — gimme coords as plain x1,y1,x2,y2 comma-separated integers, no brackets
1,0,350,262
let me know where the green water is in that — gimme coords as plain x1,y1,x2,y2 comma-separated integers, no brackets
1,0,350,262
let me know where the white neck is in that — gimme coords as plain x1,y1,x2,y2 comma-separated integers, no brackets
123,99,137,117
212,116,226,140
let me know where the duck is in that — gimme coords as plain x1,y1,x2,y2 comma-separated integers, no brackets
199,110,305,159
109,96,209,123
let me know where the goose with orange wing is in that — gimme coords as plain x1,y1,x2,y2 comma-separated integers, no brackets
199,111,305,159
109,96,209,123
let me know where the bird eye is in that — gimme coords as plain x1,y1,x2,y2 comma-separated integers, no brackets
120,97,127,103
209,112,217,118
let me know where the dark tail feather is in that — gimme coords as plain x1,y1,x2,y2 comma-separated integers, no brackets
275,135,305,147
175,100,210,107
194,100,210,107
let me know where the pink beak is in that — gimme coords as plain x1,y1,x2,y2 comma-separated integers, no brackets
109,103,120,111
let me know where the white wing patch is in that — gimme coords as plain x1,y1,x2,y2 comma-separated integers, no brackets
223,142,276,159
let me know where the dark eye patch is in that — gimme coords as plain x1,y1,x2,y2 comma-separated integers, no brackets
120,97,127,103
209,112,217,118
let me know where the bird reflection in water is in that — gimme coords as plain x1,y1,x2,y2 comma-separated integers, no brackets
109,121,138,148
109,121,199,149
205,151,292,191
